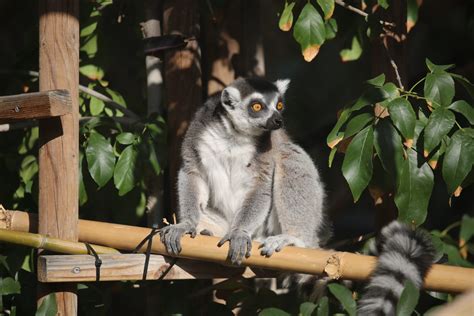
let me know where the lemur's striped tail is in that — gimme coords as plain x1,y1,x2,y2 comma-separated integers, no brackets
358,221,435,316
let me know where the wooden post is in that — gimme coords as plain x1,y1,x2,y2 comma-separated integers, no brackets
38,1,79,315
163,0,202,215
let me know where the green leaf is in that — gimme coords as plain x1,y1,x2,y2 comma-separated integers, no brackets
353,86,392,111
327,283,356,316
407,0,419,32
324,18,338,40
340,35,362,62
378,0,389,9
450,73,474,100
80,21,98,38
114,145,138,196
116,132,136,145
293,3,326,62
79,152,88,206
148,141,161,176
105,88,126,106
342,125,374,202
327,108,351,148
89,96,105,116
86,132,115,188
395,149,434,225
0,277,21,295
423,107,455,156
328,146,337,168
20,155,38,184
460,215,474,244
366,74,385,87
424,72,455,107
448,100,474,124
80,64,105,81
80,34,98,58
343,113,374,139
35,293,57,316
258,308,291,316
299,302,317,316
317,0,335,20
279,2,296,31
442,130,474,195
374,118,404,177
426,59,455,73
388,98,416,143
379,82,400,106
395,281,420,316
316,296,329,316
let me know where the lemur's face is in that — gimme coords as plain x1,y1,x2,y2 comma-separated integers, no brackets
221,78,290,136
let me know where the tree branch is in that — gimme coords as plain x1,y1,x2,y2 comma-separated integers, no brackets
334,0,396,27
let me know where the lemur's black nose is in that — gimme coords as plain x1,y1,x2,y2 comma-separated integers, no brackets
273,118,283,128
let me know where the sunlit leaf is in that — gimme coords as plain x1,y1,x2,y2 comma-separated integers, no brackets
448,100,474,124
396,281,419,316
293,3,326,62
114,145,138,196
0,277,21,295
395,149,434,226
388,98,416,144
342,125,374,202
116,132,136,145
35,293,57,316
366,74,385,87
79,152,88,206
328,283,356,316
317,0,335,20
424,71,455,107
19,155,38,184
80,64,105,81
374,118,404,177
426,59,455,73
316,296,329,316
89,96,105,116
327,108,351,148
340,36,362,62
80,34,98,58
279,2,296,31
86,132,115,188
378,0,389,9
343,113,373,139
300,302,317,316
407,0,419,32
423,107,455,156
325,18,338,40
442,129,474,195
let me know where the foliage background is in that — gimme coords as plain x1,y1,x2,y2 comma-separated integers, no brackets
0,0,473,315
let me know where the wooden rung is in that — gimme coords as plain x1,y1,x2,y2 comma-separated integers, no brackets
0,90,72,123
37,254,264,282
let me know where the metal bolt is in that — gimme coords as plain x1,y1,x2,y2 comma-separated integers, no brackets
14,106,20,113
72,266,81,274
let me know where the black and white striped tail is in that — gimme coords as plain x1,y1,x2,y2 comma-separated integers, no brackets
358,221,435,316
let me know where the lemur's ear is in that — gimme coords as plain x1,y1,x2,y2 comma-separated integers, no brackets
274,79,291,95
221,86,241,109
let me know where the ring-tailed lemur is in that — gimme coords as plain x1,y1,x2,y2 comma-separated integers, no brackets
159,77,329,264
358,220,435,315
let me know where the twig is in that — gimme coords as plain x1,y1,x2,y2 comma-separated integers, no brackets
0,121,36,132
334,0,395,27
0,69,140,119
381,37,404,90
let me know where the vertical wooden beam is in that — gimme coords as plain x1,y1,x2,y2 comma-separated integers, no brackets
163,0,202,214
38,1,79,315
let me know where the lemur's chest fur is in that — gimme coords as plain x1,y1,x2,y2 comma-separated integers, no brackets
198,126,256,220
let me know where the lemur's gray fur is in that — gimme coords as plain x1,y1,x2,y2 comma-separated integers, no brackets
160,77,329,264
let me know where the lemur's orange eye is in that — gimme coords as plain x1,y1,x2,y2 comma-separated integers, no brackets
252,103,262,112
277,101,284,111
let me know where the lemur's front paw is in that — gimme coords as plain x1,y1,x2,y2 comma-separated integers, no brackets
159,223,197,256
217,229,252,265
259,235,299,257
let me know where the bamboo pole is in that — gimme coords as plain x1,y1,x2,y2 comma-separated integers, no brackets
0,229,119,255
1,209,473,294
